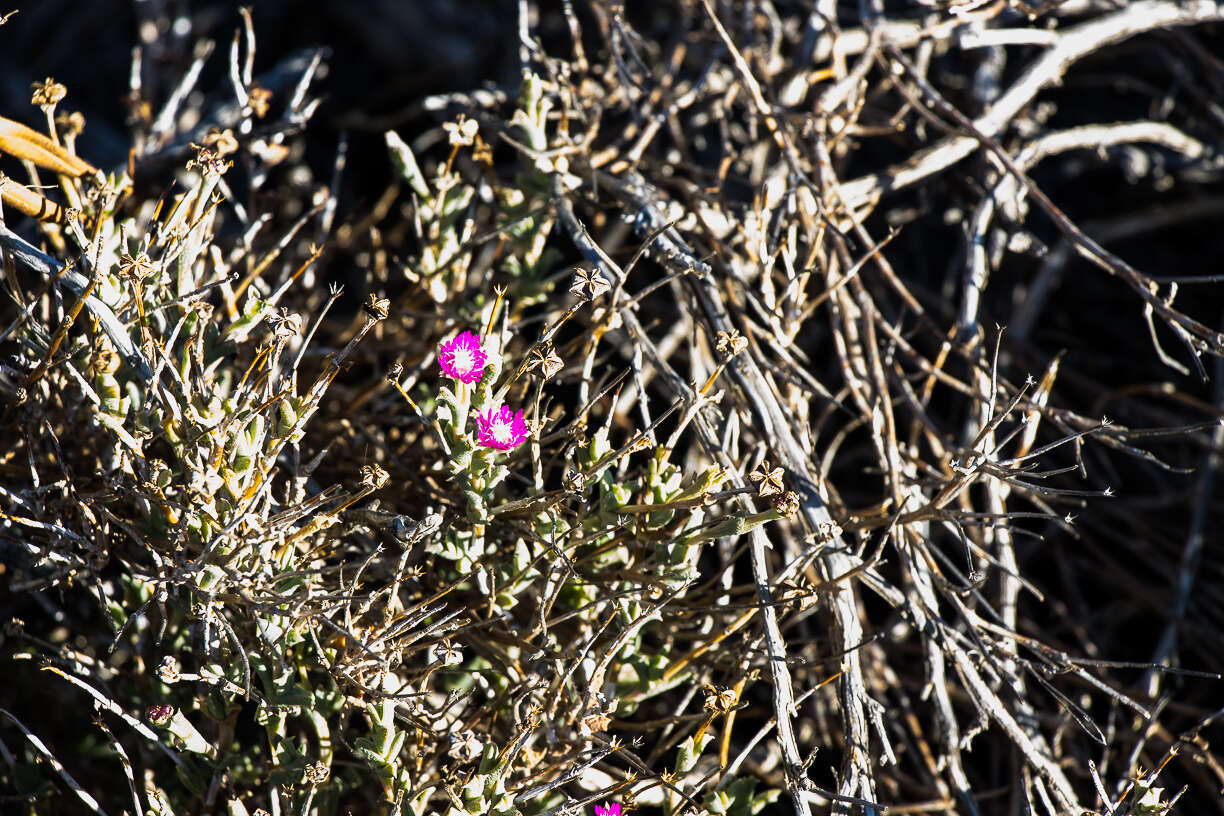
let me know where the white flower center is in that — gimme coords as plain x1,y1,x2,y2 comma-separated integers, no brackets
492,418,512,444
452,348,474,373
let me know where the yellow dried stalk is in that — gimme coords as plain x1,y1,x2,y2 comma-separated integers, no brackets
0,115,95,176
0,115,96,223
0,176,66,222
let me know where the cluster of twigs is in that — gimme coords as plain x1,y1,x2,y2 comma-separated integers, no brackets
2,2,1223,815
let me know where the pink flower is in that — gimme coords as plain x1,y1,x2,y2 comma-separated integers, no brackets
438,331,487,384
594,803,621,816
476,405,528,450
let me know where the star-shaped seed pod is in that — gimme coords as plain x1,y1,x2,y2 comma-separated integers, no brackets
715,328,747,357
118,251,156,281
362,294,390,321
570,266,610,300
772,490,800,517
749,459,785,497
268,308,302,341
358,464,389,491
702,683,739,713
527,343,564,379
30,77,66,108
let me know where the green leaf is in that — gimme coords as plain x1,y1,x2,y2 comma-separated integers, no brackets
385,130,431,198
676,731,713,774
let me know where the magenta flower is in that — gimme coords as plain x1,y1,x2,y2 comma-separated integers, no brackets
438,331,487,384
476,405,528,450
594,803,621,816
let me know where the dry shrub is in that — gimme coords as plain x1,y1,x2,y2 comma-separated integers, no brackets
1,3,1222,816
